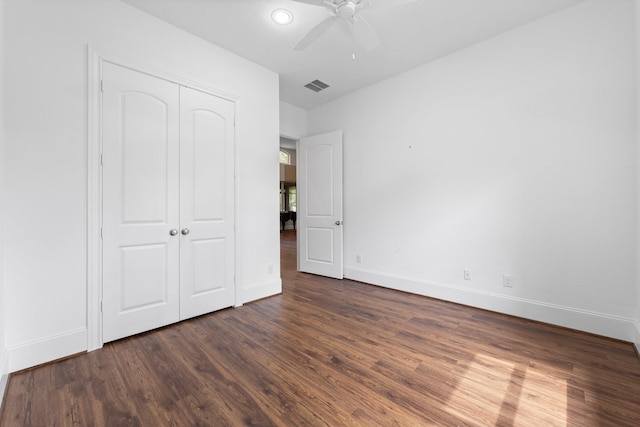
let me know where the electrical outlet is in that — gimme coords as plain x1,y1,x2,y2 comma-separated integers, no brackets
464,269,471,280
503,274,513,288
356,254,362,264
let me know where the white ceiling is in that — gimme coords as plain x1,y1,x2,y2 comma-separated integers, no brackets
122,0,585,110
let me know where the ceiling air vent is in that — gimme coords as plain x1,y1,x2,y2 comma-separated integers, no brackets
304,79,330,93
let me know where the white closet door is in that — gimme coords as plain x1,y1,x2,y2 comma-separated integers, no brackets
102,63,181,343
179,86,235,319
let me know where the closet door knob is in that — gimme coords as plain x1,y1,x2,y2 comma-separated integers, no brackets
169,229,178,236
181,228,190,235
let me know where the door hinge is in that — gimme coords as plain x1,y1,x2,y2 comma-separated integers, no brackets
100,153,103,165
100,80,104,92
100,301,103,312
100,227,103,239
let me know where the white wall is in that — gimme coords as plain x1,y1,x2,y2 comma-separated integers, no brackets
280,101,308,139
309,0,637,340
3,0,281,372
0,0,8,403
635,0,640,354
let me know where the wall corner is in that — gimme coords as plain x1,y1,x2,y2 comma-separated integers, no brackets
0,349,8,412
635,0,640,358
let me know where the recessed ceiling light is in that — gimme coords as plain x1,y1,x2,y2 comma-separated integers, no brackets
272,9,293,25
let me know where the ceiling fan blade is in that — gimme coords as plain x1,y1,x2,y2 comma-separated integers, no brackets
366,0,418,9
294,16,337,51
290,0,327,6
351,15,380,52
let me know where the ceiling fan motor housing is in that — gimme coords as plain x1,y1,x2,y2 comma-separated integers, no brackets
334,1,359,19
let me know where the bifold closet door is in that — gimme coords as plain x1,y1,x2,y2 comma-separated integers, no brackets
102,63,181,343
179,86,235,320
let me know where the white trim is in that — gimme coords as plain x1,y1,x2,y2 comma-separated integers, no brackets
240,278,282,305
233,99,242,310
0,375,7,414
7,328,87,373
345,266,636,342
280,132,303,142
87,46,103,351
90,47,238,104
0,347,8,410
87,46,240,350
634,321,640,355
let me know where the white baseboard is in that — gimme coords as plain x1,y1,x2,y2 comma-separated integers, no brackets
345,266,636,342
239,278,282,305
634,321,640,355
7,328,87,373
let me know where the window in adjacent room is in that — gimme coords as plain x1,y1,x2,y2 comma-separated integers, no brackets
280,182,286,212
279,150,290,165
288,186,297,212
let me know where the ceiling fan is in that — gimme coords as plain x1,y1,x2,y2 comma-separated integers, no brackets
292,0,417,52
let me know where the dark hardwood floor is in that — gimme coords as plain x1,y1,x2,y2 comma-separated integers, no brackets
2,229,640,426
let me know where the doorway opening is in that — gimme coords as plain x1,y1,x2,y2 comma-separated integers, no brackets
280,136,297,274
279,137,297,232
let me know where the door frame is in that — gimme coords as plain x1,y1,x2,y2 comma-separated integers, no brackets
87,47,239,351
278,134,344,275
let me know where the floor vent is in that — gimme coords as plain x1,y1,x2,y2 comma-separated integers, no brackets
304,79,330,92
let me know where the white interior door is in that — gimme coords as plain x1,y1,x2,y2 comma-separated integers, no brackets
298,130,344,279
179,86,235,320
102,62,181,342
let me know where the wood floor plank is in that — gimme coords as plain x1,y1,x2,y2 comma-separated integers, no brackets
2,229,640,426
